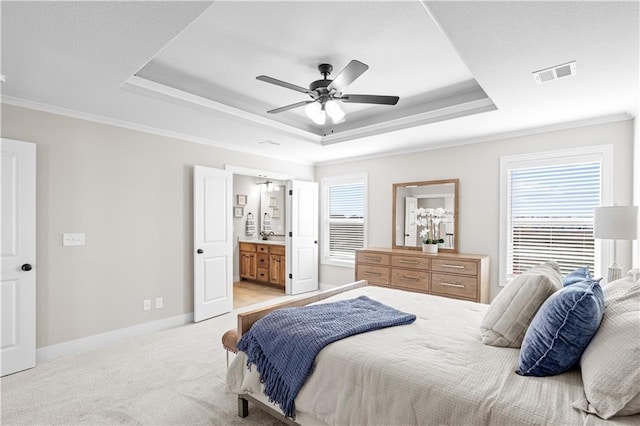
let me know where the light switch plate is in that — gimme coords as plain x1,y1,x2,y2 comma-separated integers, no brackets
63,233,85,246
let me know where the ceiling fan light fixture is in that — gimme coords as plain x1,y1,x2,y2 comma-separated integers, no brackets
258,60,398,126
325,100,345,124
305,102,326,125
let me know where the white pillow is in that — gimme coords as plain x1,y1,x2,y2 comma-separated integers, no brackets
480,262,562,348
577,277,640,419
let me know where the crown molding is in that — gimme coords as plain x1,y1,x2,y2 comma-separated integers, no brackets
2,96,631,168
121,75,321,144
315,113,632,167
121,76,498,147
0,96,315,166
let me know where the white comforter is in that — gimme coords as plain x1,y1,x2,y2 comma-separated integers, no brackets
227,286,637,425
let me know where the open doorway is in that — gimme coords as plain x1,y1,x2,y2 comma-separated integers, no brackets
233,281,284,309
227,165,319,308
229,167,292,308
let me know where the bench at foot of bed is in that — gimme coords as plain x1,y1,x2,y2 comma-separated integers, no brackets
238,395,248,418
237,394,298,425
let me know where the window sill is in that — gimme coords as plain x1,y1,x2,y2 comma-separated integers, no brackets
321,258,355,268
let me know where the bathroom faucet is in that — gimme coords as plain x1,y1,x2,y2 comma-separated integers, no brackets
259,231,274,240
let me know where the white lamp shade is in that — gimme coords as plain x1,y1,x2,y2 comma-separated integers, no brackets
593,206,638,240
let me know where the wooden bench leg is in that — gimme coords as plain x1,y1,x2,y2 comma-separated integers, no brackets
238,395,249,418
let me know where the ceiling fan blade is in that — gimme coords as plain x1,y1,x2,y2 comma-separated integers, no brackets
327,60,369,94
267,100,314,114
257,75,312,95
338,94,400,105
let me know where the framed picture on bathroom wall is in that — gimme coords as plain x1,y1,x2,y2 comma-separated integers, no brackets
269,197,277,207
272,208,280,218
234,207,244,218
237,194,247,206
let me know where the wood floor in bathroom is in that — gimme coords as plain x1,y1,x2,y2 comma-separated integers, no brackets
233,280,285,309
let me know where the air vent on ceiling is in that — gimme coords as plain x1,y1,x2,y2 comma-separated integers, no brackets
532,61,576,84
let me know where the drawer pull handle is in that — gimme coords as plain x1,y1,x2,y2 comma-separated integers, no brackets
364,256,382,261
441,282,465,288
441,264,465,269
364,271,382,276
398,260,419,264
401,275,420,281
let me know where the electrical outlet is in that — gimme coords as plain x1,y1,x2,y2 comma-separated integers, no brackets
143,299,151,311
155,297,163,309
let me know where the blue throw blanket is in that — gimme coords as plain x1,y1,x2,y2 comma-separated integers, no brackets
236,295,416,418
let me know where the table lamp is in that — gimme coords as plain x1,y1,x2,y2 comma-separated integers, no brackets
593,206,638,282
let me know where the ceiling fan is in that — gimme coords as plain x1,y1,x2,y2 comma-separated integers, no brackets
256,60,400,125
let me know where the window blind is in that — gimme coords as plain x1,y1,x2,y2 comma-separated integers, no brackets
507,161,601,277
328,182,365,258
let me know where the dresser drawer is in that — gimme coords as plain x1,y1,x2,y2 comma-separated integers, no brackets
256,267,269,282
391,255,430,270
256,244,270,254
269,244,285,255
391,268,429,293
431,259,478,276
357,252,390,266
239,243,256,252
356,265,389,286
431,273,478,300
257,253,269,268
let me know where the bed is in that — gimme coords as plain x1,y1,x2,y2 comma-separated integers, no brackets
226,280,640,425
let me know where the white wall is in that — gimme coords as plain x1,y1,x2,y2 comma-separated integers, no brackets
1,101,634,348
1,104,313,348
316,120,635,301
634,117,639,269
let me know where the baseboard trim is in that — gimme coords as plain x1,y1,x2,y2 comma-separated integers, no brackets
319,282,338,291
36,313,194,363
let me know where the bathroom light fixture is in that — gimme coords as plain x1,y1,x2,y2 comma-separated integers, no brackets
256,180,273,193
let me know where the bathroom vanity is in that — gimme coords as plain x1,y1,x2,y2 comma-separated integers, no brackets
239,241,286,288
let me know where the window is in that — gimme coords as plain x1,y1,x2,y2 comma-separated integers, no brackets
321,174,367,266
499,146,612,284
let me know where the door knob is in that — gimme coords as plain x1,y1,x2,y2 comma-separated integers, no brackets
197,249,204,254
21,263,32,271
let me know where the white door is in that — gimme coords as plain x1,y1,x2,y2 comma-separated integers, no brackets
287,180,319,295
193,166,233,322
1,139,36,376
404,196,417,246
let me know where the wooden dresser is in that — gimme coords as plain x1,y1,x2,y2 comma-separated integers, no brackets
239,242,286,288
355,248,489,303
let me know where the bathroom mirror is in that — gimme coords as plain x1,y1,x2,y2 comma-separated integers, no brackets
392,179,459,252
260,185,286,236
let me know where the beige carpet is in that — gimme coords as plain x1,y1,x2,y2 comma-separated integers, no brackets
0,300,291,425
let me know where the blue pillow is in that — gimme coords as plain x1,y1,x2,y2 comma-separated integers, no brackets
562,266,592,286
516,278,604,377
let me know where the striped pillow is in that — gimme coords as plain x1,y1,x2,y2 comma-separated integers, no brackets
481,262,562,348
576,278,640,418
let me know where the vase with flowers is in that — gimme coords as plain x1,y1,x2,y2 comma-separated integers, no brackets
416,207,446,254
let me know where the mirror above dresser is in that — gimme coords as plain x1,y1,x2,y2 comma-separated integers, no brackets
392,178,459,253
